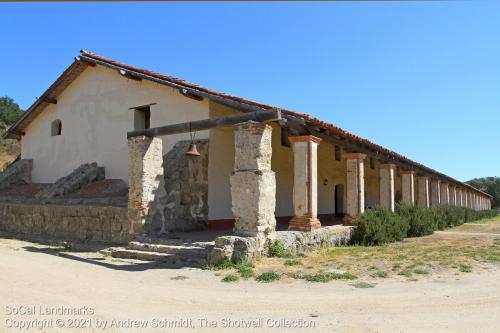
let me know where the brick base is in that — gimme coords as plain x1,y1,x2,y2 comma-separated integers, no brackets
288,216,322,232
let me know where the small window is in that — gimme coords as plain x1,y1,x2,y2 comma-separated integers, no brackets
134,106,151,130
280,127,291,147
370,157,375,169
334,145,342,161
51,119,62,136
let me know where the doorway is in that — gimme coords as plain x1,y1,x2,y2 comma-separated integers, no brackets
334,184,344,216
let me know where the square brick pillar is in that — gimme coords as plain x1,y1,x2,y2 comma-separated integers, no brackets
431,180,441,207
344,153,366,220
379,164,396,212
464,191,469,208
458,189,463,207
230,121,276,239
440,182,449,206
401,171,415,204
128,136,163,236
417,176,430,208
288,135,322,231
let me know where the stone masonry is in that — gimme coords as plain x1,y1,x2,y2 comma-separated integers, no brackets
128,136,163,236
230,121,276,241
0,203,129,243
35,162,105,199
149,139,209,233
0,159,32,191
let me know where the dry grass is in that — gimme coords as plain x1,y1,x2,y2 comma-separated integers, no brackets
254,217,500,283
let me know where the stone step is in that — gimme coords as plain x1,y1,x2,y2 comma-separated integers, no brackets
103,247,207,267
138,236,214,249
128,241,208,256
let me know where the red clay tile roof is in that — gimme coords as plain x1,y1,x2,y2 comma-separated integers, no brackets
6,50,492,198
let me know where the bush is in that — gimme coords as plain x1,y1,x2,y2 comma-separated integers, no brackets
353,206,409,245
353,204,497,246
397,203,436,237
269,240,294,258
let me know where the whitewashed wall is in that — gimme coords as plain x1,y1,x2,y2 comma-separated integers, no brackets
21,66,209,183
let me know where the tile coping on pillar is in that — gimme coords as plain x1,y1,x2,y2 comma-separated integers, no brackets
288,135,322,144
379,163,397,169
342,152,367,160
400,170,416,175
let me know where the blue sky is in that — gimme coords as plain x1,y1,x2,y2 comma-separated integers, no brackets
1,2,499,181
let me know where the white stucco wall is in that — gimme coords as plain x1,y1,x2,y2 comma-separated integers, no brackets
21,65,209,183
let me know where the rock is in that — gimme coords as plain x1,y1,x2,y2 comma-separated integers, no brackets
274,225,355,255
35,162,105,199
0,159,32,190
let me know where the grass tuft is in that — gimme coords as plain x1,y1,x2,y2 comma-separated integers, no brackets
398,270,412,277
303,272,357,282
256,271,281,283
371,271,388,278
284,258,302,266
459,264,472,273
221,274,239,282
413,268,429,275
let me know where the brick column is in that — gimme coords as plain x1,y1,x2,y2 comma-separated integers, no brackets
431,180,441,207
379,164,396,211
417,176,430,208
458,188,463,207
128,136,163,236
465,191,469,209
440,182,449,206
288,135,322,231
344,153,366,220
401,171,415,204
230,121,276,238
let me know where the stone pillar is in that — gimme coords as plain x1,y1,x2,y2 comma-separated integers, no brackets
379,164,396,211
417,176,430,208
128,136,163,236
344,153,366,219
230,121,276,239
431,180,441,207
440,182,449,206
401,171,415,204
288,135,322,231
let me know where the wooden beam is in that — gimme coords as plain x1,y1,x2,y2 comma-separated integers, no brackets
41,97,57,104
119,69,142,81
179,88,203,101
127,109,282,138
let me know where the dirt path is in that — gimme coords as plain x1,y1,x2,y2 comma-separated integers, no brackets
0,237,499,333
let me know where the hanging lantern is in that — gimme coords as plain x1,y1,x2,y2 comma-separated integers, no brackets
185,122,200,157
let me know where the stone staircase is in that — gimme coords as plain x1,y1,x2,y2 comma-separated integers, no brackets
102,236,214,267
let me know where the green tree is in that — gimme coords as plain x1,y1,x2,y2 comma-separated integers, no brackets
0,96,23,127
466,177,500,208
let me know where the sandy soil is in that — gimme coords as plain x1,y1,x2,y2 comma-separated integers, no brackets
0,237,499,333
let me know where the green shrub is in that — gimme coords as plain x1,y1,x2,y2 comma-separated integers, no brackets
397,203,436,237
256,271,281,282
269,240,294,258
353,206,409,245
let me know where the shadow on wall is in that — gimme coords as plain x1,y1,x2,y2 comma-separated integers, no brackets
148,139,209,234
